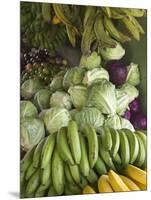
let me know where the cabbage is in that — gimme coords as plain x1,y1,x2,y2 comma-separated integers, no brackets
49,75,63,92
21,79,43,99
104,114,122,129
126,62,140,86
83,68,109,86
100,41,125,61
63,67,85,90
116,89,129,115
75,107,104,130
21,118,45,151
68,85,87,109
104,114,134,131
87,79,117,115
43,107,71,134
34,89,51,111
119,83,139,103
20,100,38,119
80,51,101,70
121,118,135,132
50,91,72,110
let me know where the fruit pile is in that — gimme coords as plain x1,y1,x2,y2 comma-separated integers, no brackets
20,2,147,198
83,165,147,194
21,120,146,198
21,2,67,51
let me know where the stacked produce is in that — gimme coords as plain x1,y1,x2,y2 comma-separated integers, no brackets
83,165,147,194
21,2,67,51
20,2,147,198
21,120,147,197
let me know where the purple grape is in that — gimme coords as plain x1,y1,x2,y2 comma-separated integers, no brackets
129,98,141,113
123,110,131,120
131,112,147,130
106,60,127,86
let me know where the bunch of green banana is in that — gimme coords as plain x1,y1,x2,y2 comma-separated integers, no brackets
97,128,147,172
52,4,146,54
21,120,147,197
21,2,67,51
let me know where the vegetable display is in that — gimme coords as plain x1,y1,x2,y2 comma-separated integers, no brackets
20,2,147,198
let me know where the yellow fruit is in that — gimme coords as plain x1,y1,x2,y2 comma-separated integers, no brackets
126,165,147,185
98,175,113,193
108,170,130,192
52,15,61,24
82,185,96,194
120,175,140,191
134,181,147,191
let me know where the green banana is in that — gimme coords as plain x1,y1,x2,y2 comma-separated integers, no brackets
35,180,50,197
67,120,81,164
112,153,122,165
119,8,145,17
21,145,36,173
110,128,120,157
67,183,81,194
82,124,98,168
78,176,88,189
129,16,145,34
94,155,107,175
81,11,96,55
99,142,116,171
64,187,74,195
135,134,146,167
86,168,98,184
47,185,58,196
69,164,81,184
94,13,116,48
79,134,90,177
121,16,140,40
42,3,51,22
110,8,125,19
119,130,130,166
102,7,111,18
25,162,37,181
41,161,51,185
33,138,45,168
25,168,41,196
41,133,56,169
123,129,139,164
57,127,74,165
98,127,112,151
104,16,131,43
83,6,97,27
52,148,64,195
66,25,76,47
64,164,75,185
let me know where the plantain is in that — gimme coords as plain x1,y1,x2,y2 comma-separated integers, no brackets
104,15,131,43
119,8,146,17
94,13,116,48
66,25,76,47
101,7,111,18
42,3,52,22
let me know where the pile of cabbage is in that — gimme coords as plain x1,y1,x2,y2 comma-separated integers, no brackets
20,42,146,152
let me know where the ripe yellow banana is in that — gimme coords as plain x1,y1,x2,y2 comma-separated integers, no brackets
108,170,130,192
98,175,113,193
133,180,147,190
120,175,140,191
126,165,147,185
83,185,96,194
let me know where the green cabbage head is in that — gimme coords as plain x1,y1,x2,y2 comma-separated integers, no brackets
68,85,87,109
43,107,71,134
50,91,72,110
20,100,38,119
21,117,45,151
83,67,109,86
116,89,129,115
87,79,117,115
80,51,101,70
75,107,104,130
126,62,140,86
100,41,125,61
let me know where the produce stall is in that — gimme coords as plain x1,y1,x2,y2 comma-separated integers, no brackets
20,2,147,198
